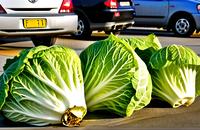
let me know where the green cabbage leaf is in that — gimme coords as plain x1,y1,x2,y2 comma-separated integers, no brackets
122,34,162,66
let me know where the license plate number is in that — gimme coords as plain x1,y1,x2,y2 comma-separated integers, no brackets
23,19,47,28
120,1,130,6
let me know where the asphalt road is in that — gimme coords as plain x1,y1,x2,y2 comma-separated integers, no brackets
1,28,200,73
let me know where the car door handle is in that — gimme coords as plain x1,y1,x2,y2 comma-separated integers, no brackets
135,3,140,6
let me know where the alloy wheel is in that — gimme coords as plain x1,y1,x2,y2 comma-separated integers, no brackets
175,18,190,35
75,19,85,36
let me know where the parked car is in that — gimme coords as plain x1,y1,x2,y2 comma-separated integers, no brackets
0,0,78,46
72,0,135,39
134,0,200,37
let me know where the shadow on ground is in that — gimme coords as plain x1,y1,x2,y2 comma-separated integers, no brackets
0,37,31,44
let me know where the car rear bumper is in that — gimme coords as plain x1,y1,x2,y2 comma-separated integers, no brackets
90,20,135,31
88,8,135,23
193,13,200,29
0,14,78,37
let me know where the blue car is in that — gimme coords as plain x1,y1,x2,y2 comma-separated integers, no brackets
134,0,200,37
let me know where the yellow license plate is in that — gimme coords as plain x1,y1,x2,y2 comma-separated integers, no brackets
23,19,47,28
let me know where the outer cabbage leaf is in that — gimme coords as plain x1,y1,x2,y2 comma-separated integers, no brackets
149,44,200,108
0,45,87,126
80,34,152,117
122,34,162,65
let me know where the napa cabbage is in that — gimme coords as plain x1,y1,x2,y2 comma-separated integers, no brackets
0,45,87,126
80,34,152,117
149,44,200,108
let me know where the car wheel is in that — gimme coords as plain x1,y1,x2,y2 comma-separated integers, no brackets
172,16,195,37
31,36,57,46
73,16,92,39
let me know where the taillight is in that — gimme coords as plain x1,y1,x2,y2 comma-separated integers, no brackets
104,0,118,8
59,0,73,13
197,4,200,12
0,5,6,14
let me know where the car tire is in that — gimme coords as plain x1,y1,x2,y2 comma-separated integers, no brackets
31,36,57,46
73,16,92,39
172,16,195,37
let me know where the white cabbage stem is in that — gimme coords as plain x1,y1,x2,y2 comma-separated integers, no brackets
61,106,86,127
152,65,196,108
